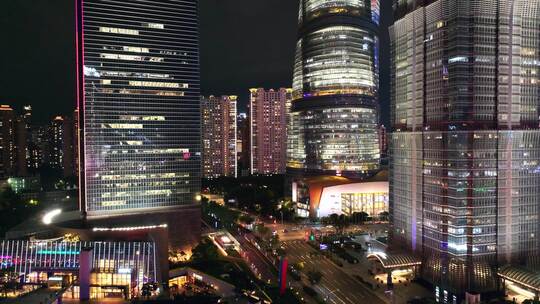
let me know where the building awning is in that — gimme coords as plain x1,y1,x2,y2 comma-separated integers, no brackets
498,265,540,292
367,252,421,269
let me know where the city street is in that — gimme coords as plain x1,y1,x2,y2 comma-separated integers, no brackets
235,231,278,285
284,240,387,304
203,218,278,285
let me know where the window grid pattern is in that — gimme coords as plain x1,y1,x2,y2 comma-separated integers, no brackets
300,0,376,24
0,240,157,296
288,0,381,178
390,0,540,296
288,107,380,173
78,0,200,215
250,88,292,175
201,96,237,178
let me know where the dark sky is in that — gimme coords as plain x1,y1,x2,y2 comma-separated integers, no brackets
0,0,392,126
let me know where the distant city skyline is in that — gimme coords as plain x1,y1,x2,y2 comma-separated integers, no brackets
0,0,393,126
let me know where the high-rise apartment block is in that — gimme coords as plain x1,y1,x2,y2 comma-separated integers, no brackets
14,106,32,177
73,108,79,176
49,116,75,177
237,113,250,176
0,105,16,177
201,95,237,178
390,0,540,299
0,105,41,177
76,0,201,216
249,88,291,175
0,107,78,178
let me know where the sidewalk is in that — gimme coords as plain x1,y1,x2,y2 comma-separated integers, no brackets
1,288,61,304
342,249,432,303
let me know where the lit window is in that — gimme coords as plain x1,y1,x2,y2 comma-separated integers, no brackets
99,27,139,35
144,23,165,29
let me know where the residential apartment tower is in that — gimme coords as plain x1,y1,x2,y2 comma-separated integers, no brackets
201,95,237,178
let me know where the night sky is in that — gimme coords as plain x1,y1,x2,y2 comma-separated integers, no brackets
0,0,392,126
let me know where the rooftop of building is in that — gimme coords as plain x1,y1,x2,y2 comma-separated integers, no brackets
303,169,388,188
498,265,540,293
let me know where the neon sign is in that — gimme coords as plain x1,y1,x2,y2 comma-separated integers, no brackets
38,250,80,255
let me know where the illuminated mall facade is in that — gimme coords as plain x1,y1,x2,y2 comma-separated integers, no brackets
287,0,384,218
0,239,158,299
390,0,540,300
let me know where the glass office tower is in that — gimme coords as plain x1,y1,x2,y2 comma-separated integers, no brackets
76,0,200,217
390,0,540,298
287,0,381,179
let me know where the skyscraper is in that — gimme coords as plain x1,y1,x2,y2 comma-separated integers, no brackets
73,108,79,176
287,0,381,217
48,116,75,177
0,105,16,177
237,113,250,176
15,110,30,177
378,124,387,156
390,0,540,298
250,88,292,175
201,95,237,178
76,0,201,221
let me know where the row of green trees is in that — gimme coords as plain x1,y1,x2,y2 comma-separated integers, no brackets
320,211,389,234
203,175,300,222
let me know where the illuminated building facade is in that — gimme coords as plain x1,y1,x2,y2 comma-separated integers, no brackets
201,95,237,178
250,88,292,175
378,124,387,156
237,113,249,176
0,105,16,177
288,0,381,217
390,0,540,299
317,181,388,218
14,106,33,177
0,105,34,177
76,0,201,216
294,170,388,218
0,240,157,300
73,108,79,176
48,116,75,177
287,0,381,178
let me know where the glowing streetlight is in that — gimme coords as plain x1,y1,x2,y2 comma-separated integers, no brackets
42,209,62,225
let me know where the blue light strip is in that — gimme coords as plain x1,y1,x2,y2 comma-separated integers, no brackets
38,250,80,255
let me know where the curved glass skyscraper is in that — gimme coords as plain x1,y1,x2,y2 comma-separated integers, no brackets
287,0,381,179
